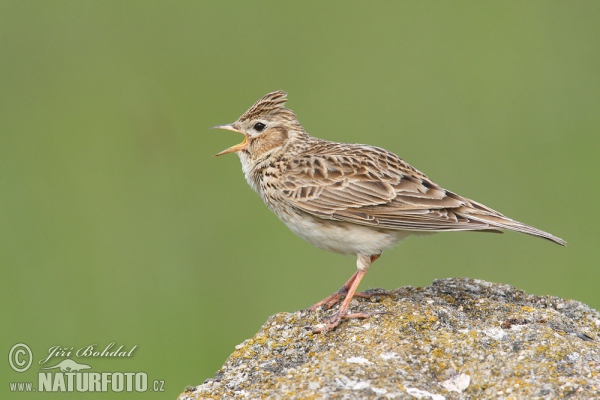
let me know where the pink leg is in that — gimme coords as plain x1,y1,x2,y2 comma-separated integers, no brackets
308,254,385,311
308,270,361,311
312,254,386,333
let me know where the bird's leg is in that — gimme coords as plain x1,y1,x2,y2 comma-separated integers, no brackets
313,254,384,333
312,268,368,333
308,254,384,311
308,270,360,311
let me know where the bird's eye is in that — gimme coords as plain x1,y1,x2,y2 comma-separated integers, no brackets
253,122,266,132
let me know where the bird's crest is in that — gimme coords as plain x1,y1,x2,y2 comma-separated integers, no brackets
238,91,295,123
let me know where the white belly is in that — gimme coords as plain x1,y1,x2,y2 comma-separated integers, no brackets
281,211,412,256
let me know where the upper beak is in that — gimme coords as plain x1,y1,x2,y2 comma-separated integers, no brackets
211,124,248,157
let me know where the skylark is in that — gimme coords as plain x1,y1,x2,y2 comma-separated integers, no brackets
213,91,566,333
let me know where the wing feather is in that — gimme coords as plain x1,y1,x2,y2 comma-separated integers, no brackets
280,143,497,232
278,141,566,245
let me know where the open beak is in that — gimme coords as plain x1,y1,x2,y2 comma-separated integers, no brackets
211,124,248,157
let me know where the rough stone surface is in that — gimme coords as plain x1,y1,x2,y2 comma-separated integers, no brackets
179,278,600,399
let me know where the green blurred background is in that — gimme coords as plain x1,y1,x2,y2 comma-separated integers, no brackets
2,1,598,398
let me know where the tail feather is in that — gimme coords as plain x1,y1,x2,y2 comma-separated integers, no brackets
457,210,566,246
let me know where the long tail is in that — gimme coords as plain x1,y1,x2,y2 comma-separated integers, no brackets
456,200,566,246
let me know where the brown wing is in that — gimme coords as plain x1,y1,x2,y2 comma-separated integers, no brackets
280,142,501,232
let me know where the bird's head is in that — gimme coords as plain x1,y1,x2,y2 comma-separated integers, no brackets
212,91,306,160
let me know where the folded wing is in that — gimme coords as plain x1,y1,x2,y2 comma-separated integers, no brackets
280,142,565,245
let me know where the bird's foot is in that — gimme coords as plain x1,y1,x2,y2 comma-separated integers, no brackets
308,290,390,311
354,290,392,302
311,310,389,334
308,291,344,311
312,312,343,333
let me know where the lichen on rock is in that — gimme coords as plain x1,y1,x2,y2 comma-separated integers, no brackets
179,278,600,399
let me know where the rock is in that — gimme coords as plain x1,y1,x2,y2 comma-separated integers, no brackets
179,278,600,399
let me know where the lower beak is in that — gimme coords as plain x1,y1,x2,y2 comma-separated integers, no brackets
211,124,248,156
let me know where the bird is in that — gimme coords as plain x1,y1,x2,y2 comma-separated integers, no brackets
212,90,566,333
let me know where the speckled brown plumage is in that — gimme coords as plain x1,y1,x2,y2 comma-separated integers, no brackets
212,90,566,333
